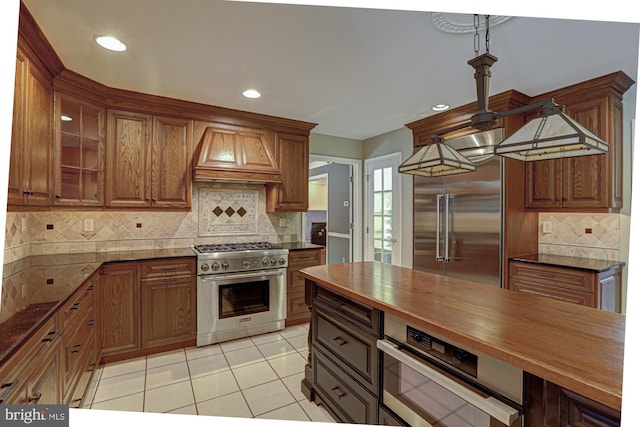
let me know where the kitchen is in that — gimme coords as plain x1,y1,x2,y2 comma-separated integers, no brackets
1,1,639,426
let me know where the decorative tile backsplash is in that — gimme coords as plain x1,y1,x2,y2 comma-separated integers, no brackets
538,212,621,261
3,183,300,263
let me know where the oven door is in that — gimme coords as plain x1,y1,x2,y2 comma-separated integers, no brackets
197,268,286,345
377,339,522,427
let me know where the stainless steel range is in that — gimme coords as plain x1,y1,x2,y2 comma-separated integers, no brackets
193,242,288,346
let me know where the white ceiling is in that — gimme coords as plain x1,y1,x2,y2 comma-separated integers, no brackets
21,0,640,141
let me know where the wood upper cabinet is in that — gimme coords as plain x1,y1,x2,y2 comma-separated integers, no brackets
151,116,192,208
54,93,105,206
266,132,309,212
8,45,53,207
525,72,634,211
105,110,192,208
99,262,141,357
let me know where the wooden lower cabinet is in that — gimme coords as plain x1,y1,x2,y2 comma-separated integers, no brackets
99,262,141,358
286,248,324,326
508,261,622,312
304,281,381,424
525,372,620,426
100,258,196,363
0,315,62,405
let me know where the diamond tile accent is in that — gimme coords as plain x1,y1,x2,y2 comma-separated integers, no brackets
212,206,223,217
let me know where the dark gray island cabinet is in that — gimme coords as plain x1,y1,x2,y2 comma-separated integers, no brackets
300,262,623,427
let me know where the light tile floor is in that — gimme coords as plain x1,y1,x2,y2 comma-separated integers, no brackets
83,323,335,422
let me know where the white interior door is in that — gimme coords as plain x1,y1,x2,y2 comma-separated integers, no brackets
365,153,402,265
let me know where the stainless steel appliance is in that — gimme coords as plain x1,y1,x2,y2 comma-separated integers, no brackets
414,128,504,287
194,242,288,346
378,313,523,427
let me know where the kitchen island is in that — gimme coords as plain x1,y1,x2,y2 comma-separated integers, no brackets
300,261,624,424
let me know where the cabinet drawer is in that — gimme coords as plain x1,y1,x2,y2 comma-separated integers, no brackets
139,258,195,279
312,346,377,425
289,249,322,266
509,262,594,292
61,281,95,332
63,306,96,390
314,306,378,391
313,286,379,334
65,340,96,407
510,279,594,307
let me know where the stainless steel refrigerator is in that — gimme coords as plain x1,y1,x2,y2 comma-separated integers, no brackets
413,128,503,287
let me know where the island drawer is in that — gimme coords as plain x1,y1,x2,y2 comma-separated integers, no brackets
313,306,379,391
510,279,594,307
312,285,380,334
312,345,377,425
509,261,594,292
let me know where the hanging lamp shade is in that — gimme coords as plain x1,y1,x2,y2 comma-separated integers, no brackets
398,136,476,177
494,105,609,161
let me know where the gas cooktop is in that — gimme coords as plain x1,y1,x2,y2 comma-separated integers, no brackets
193,242,283,253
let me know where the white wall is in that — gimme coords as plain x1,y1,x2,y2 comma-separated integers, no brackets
362,127,414,268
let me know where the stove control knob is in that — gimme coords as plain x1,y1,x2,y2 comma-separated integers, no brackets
212,262,220,271
262,258,269,267
270,257,278,266
221,261,230,270
242,260,251,268
200,263,210,272
278,257,286,265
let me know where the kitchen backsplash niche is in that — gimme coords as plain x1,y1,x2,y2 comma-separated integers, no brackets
3,183,300,263
538,212,621,261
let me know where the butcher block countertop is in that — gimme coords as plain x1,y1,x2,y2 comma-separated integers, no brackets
300,261,625,411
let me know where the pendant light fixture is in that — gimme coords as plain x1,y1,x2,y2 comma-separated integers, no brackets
399,14,610,177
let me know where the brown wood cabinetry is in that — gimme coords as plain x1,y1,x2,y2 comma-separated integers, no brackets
0,315,62,404
140,258,196,349
60,274,99,407
525,372,621,426
99,258,196,363
54,93,105,206
509,260,621,312
266,133,310,212
105,111,192,208
8,45,53,207
285,248,324,326
525,72,634,211
99,262,141,357
305,281,380,424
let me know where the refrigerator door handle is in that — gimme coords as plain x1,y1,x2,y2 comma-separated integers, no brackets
444,194,454,263
436,194,444,261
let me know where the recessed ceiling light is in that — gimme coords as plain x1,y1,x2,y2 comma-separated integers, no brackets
95,35,127,52
431,104,451,112
60,115,73,122
243,89,262,99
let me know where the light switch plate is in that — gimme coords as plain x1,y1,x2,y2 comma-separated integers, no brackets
83,219,94,232
279,218,286,227
542,221,552,234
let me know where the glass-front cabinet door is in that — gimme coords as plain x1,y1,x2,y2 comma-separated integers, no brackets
54,93,105,206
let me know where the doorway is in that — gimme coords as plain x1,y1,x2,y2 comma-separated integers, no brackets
304,155,362,264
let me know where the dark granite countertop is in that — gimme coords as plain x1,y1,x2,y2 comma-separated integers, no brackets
0,247,196,363
280,242,324,251
509,253,625,273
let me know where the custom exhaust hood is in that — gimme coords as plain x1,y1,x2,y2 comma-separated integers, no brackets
193,125,283,184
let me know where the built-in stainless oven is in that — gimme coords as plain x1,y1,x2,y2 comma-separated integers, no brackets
194,242,288,346
379,313,523,427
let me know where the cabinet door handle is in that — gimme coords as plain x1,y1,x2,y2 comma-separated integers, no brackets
331,336,347,347
555,197,561,201
55,194,61,198
28,392,42,403
41,330,58,342
87,284,95,291
70,302,81,310
72,343,83,353
0,381,19,403
331,386,346,399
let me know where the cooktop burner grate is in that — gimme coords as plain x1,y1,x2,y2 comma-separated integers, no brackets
194,241,283,253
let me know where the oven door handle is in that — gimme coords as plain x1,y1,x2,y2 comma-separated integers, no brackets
200,268,286,282
377,339,520,426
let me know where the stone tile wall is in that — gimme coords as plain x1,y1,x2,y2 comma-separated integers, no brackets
3,183,300,263
538,212,621,261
